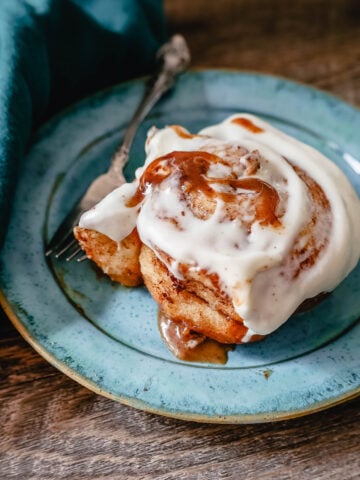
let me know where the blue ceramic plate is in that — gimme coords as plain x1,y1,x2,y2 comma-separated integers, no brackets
1,70,360,423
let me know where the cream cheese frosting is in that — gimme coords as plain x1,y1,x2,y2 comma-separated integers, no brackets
79,114,360,337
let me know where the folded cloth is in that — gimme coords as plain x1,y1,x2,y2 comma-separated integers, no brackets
0,0,166,246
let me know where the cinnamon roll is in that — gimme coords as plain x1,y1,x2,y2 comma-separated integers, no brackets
75,114,360,361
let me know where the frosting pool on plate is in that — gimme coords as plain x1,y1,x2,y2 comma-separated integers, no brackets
79,114,360,337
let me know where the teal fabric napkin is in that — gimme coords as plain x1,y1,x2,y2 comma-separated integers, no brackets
0,0,166,245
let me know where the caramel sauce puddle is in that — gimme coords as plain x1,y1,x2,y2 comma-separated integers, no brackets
158,310,233,364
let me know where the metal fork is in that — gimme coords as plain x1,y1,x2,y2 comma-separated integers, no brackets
45,34,191,261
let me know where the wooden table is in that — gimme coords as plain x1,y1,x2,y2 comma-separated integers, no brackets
1,1,360,478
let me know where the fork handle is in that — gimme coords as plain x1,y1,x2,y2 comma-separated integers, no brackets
109,34,191,179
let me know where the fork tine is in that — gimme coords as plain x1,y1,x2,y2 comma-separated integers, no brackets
66,246,82,262
76,254,88,263
45,203,84,257
46,228,74,256
54,237,77,258
55,231,74,253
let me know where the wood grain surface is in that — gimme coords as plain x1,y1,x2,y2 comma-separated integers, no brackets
1,1,360,478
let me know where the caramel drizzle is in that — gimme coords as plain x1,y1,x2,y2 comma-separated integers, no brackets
231,117,264,133
170,125,197,139
127,150,281,228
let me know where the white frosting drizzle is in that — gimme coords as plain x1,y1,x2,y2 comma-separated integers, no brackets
79,114,360,337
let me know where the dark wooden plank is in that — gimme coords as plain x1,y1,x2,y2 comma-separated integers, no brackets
1,305,360,479
165,0,360,106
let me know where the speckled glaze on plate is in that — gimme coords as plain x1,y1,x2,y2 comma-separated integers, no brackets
1,70,360,423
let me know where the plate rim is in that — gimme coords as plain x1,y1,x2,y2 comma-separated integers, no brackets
2,289,360,424
1,68,360,424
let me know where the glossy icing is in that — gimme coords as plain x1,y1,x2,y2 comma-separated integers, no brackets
79,114,360,336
